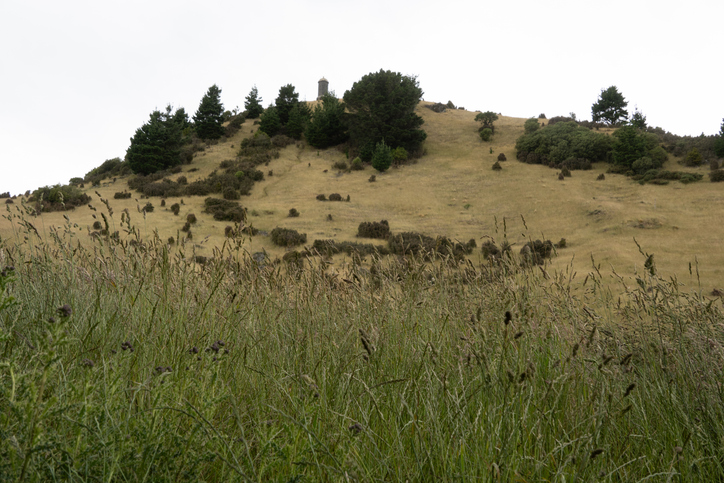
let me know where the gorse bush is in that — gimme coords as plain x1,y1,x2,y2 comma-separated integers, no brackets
29,184,91,212
270,227,307,246
515,121,612,168
357,220,391,239
203,197,246,222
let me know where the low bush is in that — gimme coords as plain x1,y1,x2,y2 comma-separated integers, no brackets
368,175,376,182
328,193,343,202
223,187,240,200
481,240,511,260
288,208,300,218
310,239,390,256
270,227,307,247
203,198,246,222
92,221,102,230
350,157,364,171
316,194,327,201
271,135,295,148
392,147,408,164
30,184,91,212
684,148,703,167
181,222,191,232
113,191,132,199
561,166,571,177
480,128,492,142
497,153,507,161
187,214,197,224
170,203,180,215
333,161,348,170
143,202,154,213
710,169,724,182
597,173,606,181
357,220,391,239
710,160,720,171
520,239,554,265
492,161,502,171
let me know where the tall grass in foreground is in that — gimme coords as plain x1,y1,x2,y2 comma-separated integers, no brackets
1,207,724,481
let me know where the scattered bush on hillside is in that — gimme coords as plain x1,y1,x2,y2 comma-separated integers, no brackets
515,121,613,169
481,240,511,261
92,221,102,230
357,220,390,239
142,202,154,213
333,161,348,170
30,184,91,212
524,118,540,134
479,128,493,142
684,148,703,167
520,239,554,266
492,161,502,171
710,160,719,171
558,173,565,181
328,193,343,202
387,232,473,260
223,187,240,200
114,191,132,199
316,194,327,201
271,134,295,148
475,111,499,133
372,140,393,172
84,157,131,186
561,166,571,177
368,175,376,182
186,214,197,224
709,170,724,182
392,147,408,164
270,227,307,247
310,239,390,257
631,170,703,185
350,157,364,171
538,113,546,119
170,203,180,215
426,103,447,113
497,153,507,161
597,173,606,181
203,198,246,222
561,158,592,170
288,208,300,218
547,116,576,126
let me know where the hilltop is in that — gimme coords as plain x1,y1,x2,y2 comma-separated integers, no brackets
1,102,722,292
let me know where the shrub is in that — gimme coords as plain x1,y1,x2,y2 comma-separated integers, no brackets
481,240,511,260
187,213,197,224
176,175,188,185
558,173,565,180
225,226,234,237
92,221,102,230
709,169,724,182
492,161,502,171
561,166,571,177
270,227,307,247
538,113,546,119
710,159,720,171
520,239,554,265
372,140,393,172
632,156,656,175
479,128,492,142
350,157,364,171
497,153,507,161
223,187,240,200
181,222,191,232
143,202,154,213
271,134,295,148
170,203,180,215
333,161,348,170
368,175,376,182
328,193,343,202
310,239,390,257
160,199,166,207
684,148,703,167
524,118,540,134
288,208,300,217
357,220,391,239
561,158,592,170
597,173,606,181
203,198,246,222
316,194,327,201
114,191,132,199
392,147,408,164
167,236,175,244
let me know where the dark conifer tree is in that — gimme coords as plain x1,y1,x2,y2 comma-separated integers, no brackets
193,84,225,140
244,85,264,119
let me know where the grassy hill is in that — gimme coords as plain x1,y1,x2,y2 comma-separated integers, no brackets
2,102,722,292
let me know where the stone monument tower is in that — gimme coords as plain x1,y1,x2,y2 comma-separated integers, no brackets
317,77,329,100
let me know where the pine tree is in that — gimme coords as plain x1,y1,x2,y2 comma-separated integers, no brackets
193,84,225,140
714,119,724,158
245,85,264,119
371,140,393,172
591,86,629,126
305,94,348,148
285,104,310,140
275,84,300,125
126,106,184,175
259,105,281,137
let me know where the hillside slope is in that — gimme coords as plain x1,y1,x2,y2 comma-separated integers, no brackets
2,103,722,292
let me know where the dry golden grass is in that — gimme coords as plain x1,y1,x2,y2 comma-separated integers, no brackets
3,103,723,293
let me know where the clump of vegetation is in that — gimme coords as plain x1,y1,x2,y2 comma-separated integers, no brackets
270,227,307,247
368,175,376,182
372,140,393,172
684,147,703,167
597,173,606,181
479,128,493,142
113,191,132,199
84,157,132,186
497,153,507,161
475,111,499,133
142,202,154,213
350,157,364,171
520,239,554,265
631,170,703,185
387,232,473,260
187,213,197,224
328,193,343,202
515,122,612,169
524,118,540,134
310,239,390,256
203,198,246,222
561,166,571,177
288,208,300,218
170,203,180,215
392,147,408,164
481,239,511,260
492,161,502,171
357,220,391,239
29,184,91,212
316,194,327,201
333,160,348,171
710,170,724,182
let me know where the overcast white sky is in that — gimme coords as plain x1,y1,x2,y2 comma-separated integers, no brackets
1,0,722,195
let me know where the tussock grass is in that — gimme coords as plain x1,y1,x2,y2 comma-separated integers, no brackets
1,207,723,480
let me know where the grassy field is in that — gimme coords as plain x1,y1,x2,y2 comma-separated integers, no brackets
1,218,724,480
2,102,722,296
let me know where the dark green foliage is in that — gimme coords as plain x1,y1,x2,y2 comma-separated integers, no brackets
711,160,720,171
492,161,502,171
357,220,390,239
684,148,703,167
350,157,364,171
193,84,225,140
143,202,154,213
288,208,300,218
316,194,327,201
310,239,390,257
524,118,540,134
113,191,131,199
715,119,724,158
632,169,703,185
30,184,91,212
333,161,348,170
481,240,511,260
203,198,246,222
709,169,724,182
181,222,190,232
520,239,554,265
328,193,343,202
591,86,628,125
84,157,131,185
344,70,427,160
186,213,197,224
515,122,613,168
631,156,664,175
258,106,281,137
170,203,180,215
372,140,393,172
561,166,571,177
547,116,576,126
270,135,295,148
270,227,307,247
244,85,264,119
223,187,240,200
630,108,647,129
0,192,10,198
612,125,647,168
387,232,471,260
285,103,310,140
475,111,499,132
392,147,408,164
92,221,102,230
479,128,492,142
305,94,348,148
275,84,300,126
126,107,185,175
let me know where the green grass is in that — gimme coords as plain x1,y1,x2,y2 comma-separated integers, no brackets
1,207,724,481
